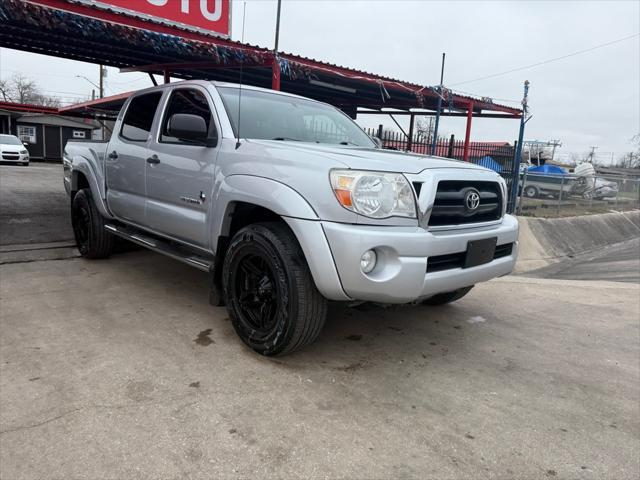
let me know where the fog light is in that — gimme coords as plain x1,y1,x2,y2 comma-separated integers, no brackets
360,249,377,274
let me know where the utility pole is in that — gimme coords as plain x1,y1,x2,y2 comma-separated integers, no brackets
588,146,598,163
509,80,530,212
99,64,104,99
549,139,562,162
431,53,446,155
274,0,282,53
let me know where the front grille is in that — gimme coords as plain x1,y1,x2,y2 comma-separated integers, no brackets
426,242,514,273
2,153,20,160
428,181,502,227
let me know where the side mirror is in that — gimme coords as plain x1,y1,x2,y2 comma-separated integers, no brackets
371,136,383,149
167,114,208,144
23,142,29,146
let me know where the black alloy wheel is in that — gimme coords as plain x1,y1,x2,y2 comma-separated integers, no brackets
71,188,113,259
233,250,280,336
223,222,327,356
72,199,91,256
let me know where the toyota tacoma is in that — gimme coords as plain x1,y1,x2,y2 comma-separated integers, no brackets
63,81,518,356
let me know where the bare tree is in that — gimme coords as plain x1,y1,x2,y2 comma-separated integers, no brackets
614,134,640,169
0,79,11,102
1,74,61,106
11,74,39,104
415,116,434,143
32,94,61,108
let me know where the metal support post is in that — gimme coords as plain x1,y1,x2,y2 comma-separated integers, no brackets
462,101,473,162
407,114,415,152
431,53,445,155
557,175,565,216
272,57,281,91
509,80,530,213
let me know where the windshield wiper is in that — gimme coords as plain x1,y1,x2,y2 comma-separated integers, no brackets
272,137,301,142
339,141,359,146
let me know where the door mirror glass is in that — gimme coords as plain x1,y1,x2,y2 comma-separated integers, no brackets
167,114,208,143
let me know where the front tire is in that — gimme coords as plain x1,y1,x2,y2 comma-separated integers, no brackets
222,222,327,356
422,286,474,306
71,188,113,259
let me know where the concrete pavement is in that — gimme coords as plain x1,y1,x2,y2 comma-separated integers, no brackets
1,163,639,479
1,252,639,479
0,164,73,246
525,238,640,283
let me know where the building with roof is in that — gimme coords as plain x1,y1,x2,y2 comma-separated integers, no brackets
0,104,97,161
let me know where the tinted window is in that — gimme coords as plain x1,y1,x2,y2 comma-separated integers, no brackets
120,92,162,142
218,87,375,147
160,89,214,144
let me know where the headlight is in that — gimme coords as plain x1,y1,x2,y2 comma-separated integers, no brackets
330,169,417,219
20,150,28,154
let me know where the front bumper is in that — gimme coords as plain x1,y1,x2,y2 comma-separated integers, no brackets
0,152,29,163
321,214,519,303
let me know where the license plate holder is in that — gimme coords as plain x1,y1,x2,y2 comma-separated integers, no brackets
464,237,498,268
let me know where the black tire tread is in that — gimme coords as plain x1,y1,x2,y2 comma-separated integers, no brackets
72,188,114,259
223,221,327,356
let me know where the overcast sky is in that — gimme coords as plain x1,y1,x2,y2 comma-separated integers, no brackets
1,0,638,163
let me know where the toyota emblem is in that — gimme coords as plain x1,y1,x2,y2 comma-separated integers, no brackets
464,189,481,212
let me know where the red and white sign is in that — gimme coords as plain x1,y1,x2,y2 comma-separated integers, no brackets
63,0,231,38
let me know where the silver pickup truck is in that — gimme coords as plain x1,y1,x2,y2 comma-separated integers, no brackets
63,80,519,356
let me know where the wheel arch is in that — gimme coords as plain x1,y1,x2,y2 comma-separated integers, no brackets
69,158,112,219
210,176,349,302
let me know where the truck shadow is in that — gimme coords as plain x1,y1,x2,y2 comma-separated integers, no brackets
109,249,492,372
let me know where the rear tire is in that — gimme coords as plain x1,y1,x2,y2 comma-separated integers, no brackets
422,286,474,306
222,222,327,356
71,188,113,259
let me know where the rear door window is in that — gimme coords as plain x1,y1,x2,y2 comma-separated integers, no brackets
120,92,163,142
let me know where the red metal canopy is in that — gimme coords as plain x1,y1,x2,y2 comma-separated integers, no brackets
1,0,523,161
2,0,521,117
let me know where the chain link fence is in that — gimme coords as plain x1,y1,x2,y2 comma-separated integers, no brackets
360,126,640,218
517,172,640,217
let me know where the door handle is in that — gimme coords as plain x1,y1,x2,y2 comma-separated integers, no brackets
108,151,118,160
146,155,160,165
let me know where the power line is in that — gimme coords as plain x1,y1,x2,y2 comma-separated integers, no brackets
451,32,640,86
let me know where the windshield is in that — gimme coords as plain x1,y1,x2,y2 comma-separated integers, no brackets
218,87,375,147
0,135,22,146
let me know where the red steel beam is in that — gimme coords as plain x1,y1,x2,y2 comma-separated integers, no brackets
120,60,275,73
58,91,133,114
0,101,59,114
272,57,281,91
463,101,474,162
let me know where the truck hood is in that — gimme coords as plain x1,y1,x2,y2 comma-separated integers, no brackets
248,140,490,174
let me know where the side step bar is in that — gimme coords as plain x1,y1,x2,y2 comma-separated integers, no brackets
104,224,214,272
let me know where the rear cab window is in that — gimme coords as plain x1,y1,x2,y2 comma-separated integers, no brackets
120,92,163,142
